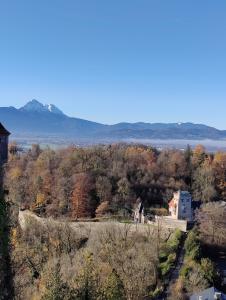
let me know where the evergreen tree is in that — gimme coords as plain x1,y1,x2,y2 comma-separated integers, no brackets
102,269,126,300
41,261,72,300
75,252,100,300
184,144,192,165
184,144,193,187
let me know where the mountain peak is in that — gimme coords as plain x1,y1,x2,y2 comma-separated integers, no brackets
44,104,64,115
20,100,64,115
21,99,46,112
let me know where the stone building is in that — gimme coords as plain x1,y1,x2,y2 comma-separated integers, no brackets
134,198,145,224
169,190,193,221
0,123,10,164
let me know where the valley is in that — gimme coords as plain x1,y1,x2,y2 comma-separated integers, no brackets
1,100,226,150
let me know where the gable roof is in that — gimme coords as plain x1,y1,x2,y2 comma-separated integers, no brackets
0,123,10,136
190,287,226,300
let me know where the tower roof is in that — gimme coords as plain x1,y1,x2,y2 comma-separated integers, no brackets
0,123,10,136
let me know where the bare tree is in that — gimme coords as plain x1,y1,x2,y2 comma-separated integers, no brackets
196,202,226,247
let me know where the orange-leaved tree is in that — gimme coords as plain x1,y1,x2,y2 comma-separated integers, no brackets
71,173,96,219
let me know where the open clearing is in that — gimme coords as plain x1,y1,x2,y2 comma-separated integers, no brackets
19,209,172,241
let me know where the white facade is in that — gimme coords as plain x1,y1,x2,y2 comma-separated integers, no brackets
169,191,193,221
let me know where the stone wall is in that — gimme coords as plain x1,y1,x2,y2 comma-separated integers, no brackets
148,216,188,232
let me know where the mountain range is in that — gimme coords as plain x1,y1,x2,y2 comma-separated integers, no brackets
0,99,226,141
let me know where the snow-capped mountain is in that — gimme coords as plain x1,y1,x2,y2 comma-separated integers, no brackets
0,99,226,141
45,104,64,115
20,99,64,115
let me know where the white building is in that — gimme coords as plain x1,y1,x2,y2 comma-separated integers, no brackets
169,190,193,221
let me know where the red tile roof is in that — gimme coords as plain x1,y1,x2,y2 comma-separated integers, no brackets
0,123,10,136
169,199,176,208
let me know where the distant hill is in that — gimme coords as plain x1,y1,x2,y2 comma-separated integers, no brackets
0,100,105,137
0,99,226,141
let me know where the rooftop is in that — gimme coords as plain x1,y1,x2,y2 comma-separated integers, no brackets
190,287,226,300
0,123,10,136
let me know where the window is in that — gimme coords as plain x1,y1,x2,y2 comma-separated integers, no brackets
214,293,222,299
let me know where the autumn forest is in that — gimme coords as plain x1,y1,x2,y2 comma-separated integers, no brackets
0,143,226,300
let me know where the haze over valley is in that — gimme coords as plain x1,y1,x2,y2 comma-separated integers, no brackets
2,99,226,151
1,1,226,299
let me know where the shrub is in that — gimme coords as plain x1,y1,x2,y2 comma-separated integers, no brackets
159,229,183,277
180,265,192,278
184,230,200,260
101,269,126,300
167,229,183,252
200,258,218,284
181,231,219,295
160,253,177,276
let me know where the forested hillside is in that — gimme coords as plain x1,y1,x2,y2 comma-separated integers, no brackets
1,143,226,299
4,143,226,219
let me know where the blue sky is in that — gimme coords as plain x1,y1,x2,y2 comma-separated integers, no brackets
0,0,226,128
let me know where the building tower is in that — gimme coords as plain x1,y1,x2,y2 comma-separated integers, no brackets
169,190,193,221
0,123,10,164
134,198,145,224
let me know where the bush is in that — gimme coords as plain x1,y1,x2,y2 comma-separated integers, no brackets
180,265,192,278
149,287,164,299
184,230,200,260
200,258,218,284
101,269,126,300
149,208,168,216
160,253,177,276
167,229,182,252
181,231,219,295
159,229,183,277
167,229,183,252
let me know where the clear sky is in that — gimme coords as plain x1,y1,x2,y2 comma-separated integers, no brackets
0,1,226,128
